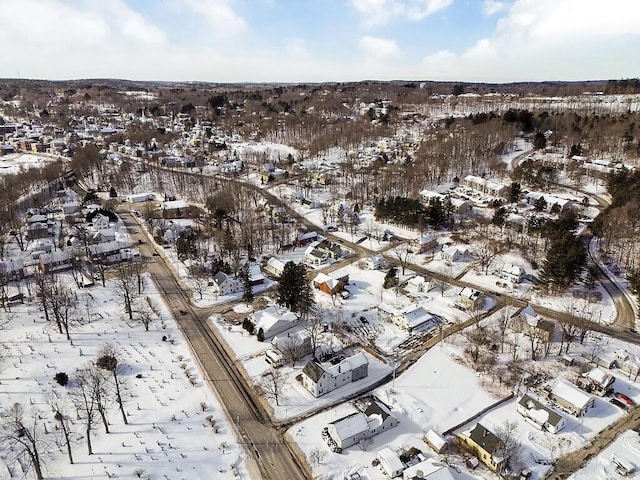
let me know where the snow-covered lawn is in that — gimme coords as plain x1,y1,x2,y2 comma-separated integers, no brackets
0,152,61,175
568,429,640,480
0,274,249,479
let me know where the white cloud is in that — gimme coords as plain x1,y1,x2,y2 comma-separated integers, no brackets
358,36,400,59
422,0,640,81
350,0,452,26
179,0,246,34
482,0,506,16
284,38,310,58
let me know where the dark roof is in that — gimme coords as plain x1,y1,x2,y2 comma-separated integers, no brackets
212,271,228,286
468,423,503,455
364,399,392,421
302,361,325,382
518,394,563,427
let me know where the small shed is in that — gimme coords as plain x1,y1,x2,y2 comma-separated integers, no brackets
377,447,404,478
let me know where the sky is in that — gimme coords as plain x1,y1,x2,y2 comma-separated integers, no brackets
1,0,639,83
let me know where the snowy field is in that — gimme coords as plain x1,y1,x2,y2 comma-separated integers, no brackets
568,429,640,480
0,152,61,175
0,273,250,480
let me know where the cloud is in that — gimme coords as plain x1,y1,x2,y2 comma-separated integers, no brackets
422,0,640,81
178,0,246,34
358,36,400,60
350,0,452,26
482,0,506,16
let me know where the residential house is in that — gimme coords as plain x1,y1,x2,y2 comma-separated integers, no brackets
406,275,432,295
211,271,242,296
548,380,594,416
517,394,566,434
247,263,265,286
614,350,640,380
327,398,398,449
313,272,349,296
424,429,447,454
0,258,25,280
441,245,466,263
297,230,318,246
463,175,509,198
494,263,525,284
88,240,130,263
576,368,615,397
264,257,287,277
377,447,404,478
364,254,384,270
403,458,462,480
126,192,154,203
266,329,312,367
389,304,439,333
525,192,573,213
511,305,555,342
39,249,74,273
301,351,369,397
457,423,506,472
419,189,471,215
249,304,298,341
304,240,343,267
455,287,483,311
411,235,437,254
61,201,80,215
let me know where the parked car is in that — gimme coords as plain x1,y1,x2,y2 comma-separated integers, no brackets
615,392,634,406
610,398,627,409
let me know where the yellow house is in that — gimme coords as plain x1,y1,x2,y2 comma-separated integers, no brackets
457,423,506,472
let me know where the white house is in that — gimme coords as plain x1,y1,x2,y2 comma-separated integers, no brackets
301,351,369,397
266,329,312,367
377,447,404,478
495,263,525,284
211,272,242,296
549,380,595,416
364,254,384,270
264,257,287,277
327,399,398,449
517,394,566,434
250,305,298,340
455,287,483,311
126,192,154,203
526,192,573,212
406,275,432,295
391,304,439,333
403,458,462,480
441,245,466,263
463,175,509,198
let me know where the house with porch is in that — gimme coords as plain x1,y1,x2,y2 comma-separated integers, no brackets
517,394,566,434
326,398,398,449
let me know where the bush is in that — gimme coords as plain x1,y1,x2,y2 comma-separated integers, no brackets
54,372,69,386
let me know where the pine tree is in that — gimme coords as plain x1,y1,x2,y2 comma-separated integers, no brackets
539,232,586,291
241,263,253,305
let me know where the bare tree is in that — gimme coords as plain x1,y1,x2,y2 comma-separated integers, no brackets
114,263,137,320
495,305,513,353
392,245,411,275
279,334,302,366
96,344,129,425
47,392,75,464
473,241,501,275
257,368,287,406
135,301,155,332
48,280,77,341
495,420,522,473
305,306,327,358
308,448,326,466
70,365,101,455
0,403,48,480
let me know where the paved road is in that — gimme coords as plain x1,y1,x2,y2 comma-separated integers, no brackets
120,210,308,480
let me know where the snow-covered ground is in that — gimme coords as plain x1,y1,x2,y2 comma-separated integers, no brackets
0,152,62,175
568,429,640,480
0,273,250,480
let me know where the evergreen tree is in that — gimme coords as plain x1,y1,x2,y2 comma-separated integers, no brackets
383,267,398,289
277,262,313,314
241,263,253,305
426,196,446,228
492,207,507,227
533,131,547,150
533,196,547,212
508,182,521,203
539,232,586,291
